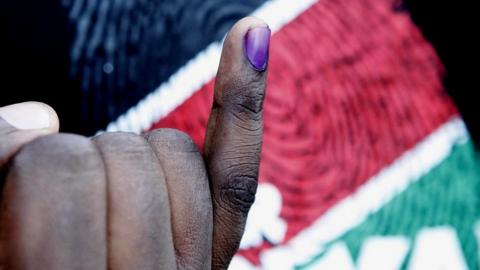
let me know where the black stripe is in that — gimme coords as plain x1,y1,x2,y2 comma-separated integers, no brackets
1,0,267,135
403,0,479,146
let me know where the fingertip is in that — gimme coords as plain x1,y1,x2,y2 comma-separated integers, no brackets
219,16,270,75
213,17,270,110
226,16,269,46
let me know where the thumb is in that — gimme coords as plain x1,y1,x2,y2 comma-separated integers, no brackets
0,102,59,168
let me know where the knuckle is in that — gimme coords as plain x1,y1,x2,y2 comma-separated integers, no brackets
11,134,103,183
224,80,265,124
93,131,150,155
17,134,96,166
144,128,199,153
233,87,264,115
218,171,258,214
93,131,140,144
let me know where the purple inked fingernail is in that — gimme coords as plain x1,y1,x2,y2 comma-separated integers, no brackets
244,26,271,72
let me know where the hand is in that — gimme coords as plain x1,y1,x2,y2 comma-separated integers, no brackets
0,17,270,270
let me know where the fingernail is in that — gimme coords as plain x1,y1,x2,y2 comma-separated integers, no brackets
0,102,52,130
244,26,271,71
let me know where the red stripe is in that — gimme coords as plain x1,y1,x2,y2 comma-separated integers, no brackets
151,0,457,263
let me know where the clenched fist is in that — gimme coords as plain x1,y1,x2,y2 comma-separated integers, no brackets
0,17,270,270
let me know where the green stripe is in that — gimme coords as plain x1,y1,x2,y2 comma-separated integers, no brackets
299,140,480,269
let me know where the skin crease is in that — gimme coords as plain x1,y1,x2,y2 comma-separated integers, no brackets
0,16,268,270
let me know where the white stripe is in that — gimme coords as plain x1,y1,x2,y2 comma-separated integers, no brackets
228,117,469,270
104,0,319,133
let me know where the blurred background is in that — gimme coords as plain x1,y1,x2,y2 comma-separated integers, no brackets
0,0,478,269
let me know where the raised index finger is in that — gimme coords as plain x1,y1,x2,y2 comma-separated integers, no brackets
203,17,270,269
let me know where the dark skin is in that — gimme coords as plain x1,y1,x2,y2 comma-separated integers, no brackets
0,17,268,269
